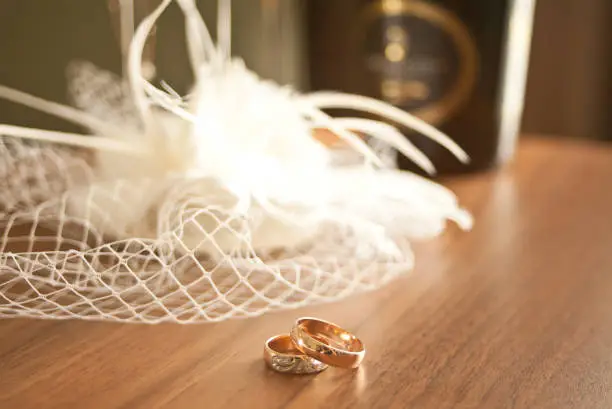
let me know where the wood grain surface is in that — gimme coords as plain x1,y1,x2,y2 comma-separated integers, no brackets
1,137,612,409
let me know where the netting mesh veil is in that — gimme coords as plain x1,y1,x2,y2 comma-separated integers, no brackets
0,0,471,323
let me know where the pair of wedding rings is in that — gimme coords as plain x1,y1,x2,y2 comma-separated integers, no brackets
264,317,365,374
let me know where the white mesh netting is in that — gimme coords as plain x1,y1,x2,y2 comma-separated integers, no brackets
0,136,413,323
0,64,418,323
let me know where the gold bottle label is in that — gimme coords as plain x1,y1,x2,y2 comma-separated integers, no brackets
364,0,479,126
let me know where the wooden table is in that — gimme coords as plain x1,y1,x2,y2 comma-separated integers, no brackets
1,137,612,409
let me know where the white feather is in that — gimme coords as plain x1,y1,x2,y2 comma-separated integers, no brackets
0,0,473,259
324,118,436,174
303,92,470,163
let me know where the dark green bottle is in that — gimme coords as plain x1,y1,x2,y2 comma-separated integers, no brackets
306,0,535,174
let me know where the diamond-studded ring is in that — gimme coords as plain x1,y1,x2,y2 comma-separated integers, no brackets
290,317,365,369
264,334,328,375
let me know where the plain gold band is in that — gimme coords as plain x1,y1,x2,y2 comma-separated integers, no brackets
290,317,366,369
264,334,328,374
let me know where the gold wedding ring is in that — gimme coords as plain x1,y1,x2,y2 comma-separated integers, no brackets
290,317,366,369
264,334,328,374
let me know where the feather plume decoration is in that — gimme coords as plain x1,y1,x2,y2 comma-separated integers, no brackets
0,0,471,261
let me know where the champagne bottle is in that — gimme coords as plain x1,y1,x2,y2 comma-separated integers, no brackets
306,0,536,174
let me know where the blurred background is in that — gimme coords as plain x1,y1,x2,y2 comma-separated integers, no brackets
0,0,610,168
524,0,611,141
